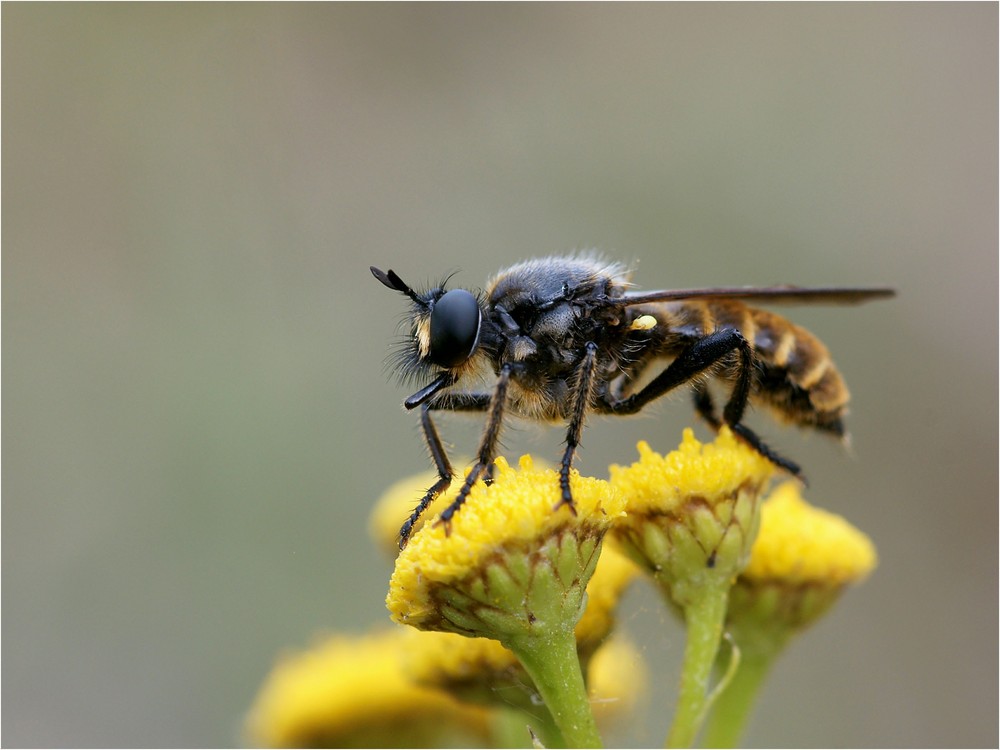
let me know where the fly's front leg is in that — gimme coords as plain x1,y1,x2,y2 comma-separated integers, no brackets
397,405,454,549
398,393,491,549
435,365,513,534
597,328,804,479
556,342,600,514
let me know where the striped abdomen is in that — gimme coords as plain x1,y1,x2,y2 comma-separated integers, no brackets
643,300,850,437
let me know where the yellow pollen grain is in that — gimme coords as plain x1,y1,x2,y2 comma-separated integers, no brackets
630,314,657,331
744,483,877,585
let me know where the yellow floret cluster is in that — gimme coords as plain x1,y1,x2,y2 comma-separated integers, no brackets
608,427,775,513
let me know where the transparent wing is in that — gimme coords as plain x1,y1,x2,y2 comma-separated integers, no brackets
621,285,896,306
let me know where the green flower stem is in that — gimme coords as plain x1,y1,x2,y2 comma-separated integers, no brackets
506,628,602,749
492,705,565,749
700,647,776,748
666,585,730,748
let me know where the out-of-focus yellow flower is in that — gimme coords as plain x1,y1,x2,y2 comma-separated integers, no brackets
401,621,647,738
368,459,483,556
729,481,878,640
244,629,490,748
703,483,878,748
401,629,525,708
587,635,648,730
368,468,445,556
743,481,877,585
575,543,642,656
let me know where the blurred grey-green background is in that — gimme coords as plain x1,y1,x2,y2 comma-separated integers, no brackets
3,3,996,747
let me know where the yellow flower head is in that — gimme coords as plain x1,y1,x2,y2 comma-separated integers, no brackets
403,629,518,691
727,482,878,643
744,482,878,586
387,454,626,639
608,428,776,606
244,629,490,748
609,428,775,515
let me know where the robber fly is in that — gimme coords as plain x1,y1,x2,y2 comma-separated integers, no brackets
371,255,894,548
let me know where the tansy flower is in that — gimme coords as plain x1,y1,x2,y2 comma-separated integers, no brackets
401,629,530,708
608,428,777,748
387,455,625,634
702,483,877,747
244,629,491,748
387,454,626,748
608,428,775,603
741,481,877,590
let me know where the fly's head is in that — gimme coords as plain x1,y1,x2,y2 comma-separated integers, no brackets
371,266,495,408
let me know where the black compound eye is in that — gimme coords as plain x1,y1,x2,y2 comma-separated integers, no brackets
429,289,481,368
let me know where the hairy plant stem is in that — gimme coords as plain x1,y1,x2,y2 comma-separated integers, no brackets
665,585,730,748
507,628,602,749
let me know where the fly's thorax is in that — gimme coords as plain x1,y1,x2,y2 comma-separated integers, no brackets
486,255,631,309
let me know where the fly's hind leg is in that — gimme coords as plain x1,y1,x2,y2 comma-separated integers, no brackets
717,337,805,480
692,384,722,431
598,328,804,480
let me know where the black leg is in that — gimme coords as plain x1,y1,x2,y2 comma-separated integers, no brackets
597,329,804,479
398,406,455,548
556,342,599,513
429,392,494,412
693,384,722,430
436,365,513,533
397,392,493,549
728,422,803,479
598,329,749,416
